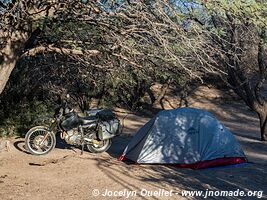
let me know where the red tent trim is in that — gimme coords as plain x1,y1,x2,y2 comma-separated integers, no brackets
118,155,247,169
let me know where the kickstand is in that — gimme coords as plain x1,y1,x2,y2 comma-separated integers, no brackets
81,142,84,155
80,125,84,155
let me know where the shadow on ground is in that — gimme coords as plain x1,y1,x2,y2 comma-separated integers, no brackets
103,87,267,200
13,135,81,155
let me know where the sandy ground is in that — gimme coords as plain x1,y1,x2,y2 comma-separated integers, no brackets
0,86,267,200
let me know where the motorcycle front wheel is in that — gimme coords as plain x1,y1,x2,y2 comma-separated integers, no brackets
25,126,56,155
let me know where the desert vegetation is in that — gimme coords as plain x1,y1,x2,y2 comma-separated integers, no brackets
0,0,267,141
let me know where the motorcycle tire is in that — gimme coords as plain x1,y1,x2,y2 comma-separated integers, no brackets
87,139,112,153
25,126,56,155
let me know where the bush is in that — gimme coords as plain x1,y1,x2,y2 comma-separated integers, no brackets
0,100,53,137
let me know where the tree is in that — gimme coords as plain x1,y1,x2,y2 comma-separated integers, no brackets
184,0,267,140
0,0,212,108
5,0,267,141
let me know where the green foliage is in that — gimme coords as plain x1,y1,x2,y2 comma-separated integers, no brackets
203,0,267,28
0,0,196,136
0,100,53,137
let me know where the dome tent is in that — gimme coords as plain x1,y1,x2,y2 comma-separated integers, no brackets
119,108,246,169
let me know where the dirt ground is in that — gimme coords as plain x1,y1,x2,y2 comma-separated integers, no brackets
0,86,266,200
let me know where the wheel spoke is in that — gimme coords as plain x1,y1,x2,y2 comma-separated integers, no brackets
27,128,54,154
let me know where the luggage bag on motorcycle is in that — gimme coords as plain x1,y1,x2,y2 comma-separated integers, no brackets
98,119,120,140
85,108,120,140
85,109,115,121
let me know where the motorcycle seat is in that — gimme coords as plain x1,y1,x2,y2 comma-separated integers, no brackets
80,116,98,125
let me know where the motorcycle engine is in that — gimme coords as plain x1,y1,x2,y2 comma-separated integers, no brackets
64,128,82,145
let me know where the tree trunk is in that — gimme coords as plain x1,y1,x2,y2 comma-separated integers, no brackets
259,113,267,141
0,32,28,95
0,62,17,95
153,80,171,108
0,41,18,95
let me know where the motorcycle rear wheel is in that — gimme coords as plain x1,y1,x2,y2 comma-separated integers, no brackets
25,126,56,155
86,134,112,153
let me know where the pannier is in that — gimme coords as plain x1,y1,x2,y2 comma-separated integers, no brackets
85,109,120,140
98,119,120,140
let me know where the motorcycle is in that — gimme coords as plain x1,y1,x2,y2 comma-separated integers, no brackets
25,101,120,155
